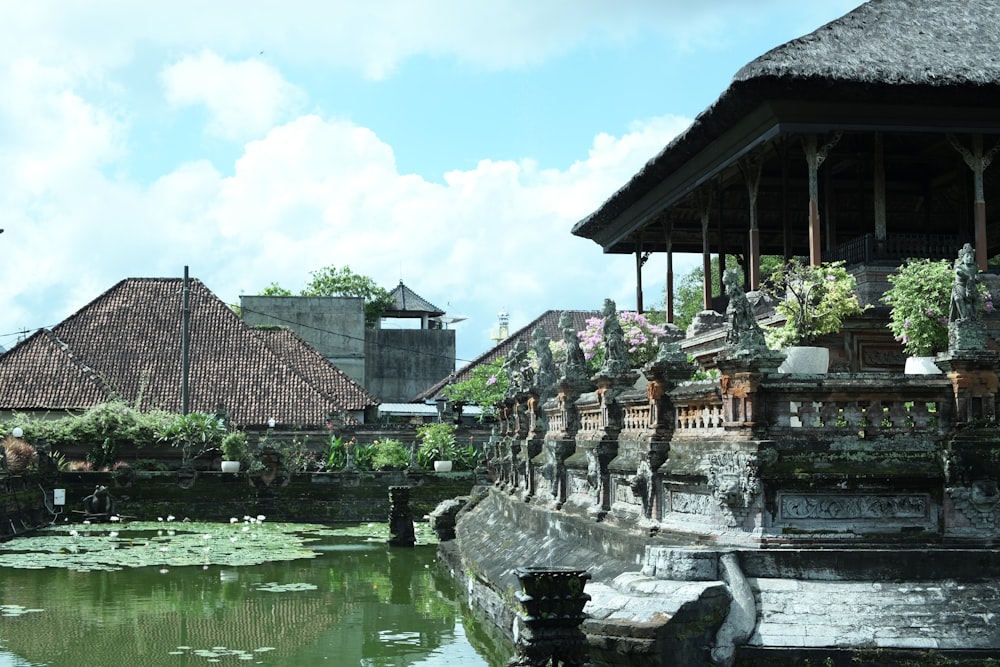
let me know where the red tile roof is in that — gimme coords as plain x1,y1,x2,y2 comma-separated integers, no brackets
0,277,377,427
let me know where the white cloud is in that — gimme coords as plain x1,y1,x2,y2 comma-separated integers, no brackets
161,51,306,141
0,1,864,80
0,99,689,358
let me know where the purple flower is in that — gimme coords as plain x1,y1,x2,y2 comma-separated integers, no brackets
485,375,497,386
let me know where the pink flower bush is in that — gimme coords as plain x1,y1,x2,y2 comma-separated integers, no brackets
577,311,667,370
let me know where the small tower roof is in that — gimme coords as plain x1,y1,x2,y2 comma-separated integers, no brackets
384,280,445,318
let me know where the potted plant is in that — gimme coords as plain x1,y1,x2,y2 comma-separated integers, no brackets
220,431,248,473
155,411,227,469
882,258,951,373
416,422,457,472
883,256,995,372
765,259,868,373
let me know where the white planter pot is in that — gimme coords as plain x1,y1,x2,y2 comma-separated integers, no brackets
904,356,943,374
433,460,453,473
220,460,241,473
777,346,830,374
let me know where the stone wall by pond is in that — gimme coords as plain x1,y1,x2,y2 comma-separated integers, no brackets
9,470,475,527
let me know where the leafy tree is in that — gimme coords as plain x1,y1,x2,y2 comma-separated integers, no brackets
442,357,508,420
671,256,741,331
260,282,292,296
301,266,394,328
255,267,392,327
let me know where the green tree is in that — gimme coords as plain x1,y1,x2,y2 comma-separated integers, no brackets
260,282,292,296
301,266,394,328
670,255,784,331
442,357,507,420
671,255,741,331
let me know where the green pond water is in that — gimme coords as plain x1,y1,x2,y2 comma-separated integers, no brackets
0,521,511,667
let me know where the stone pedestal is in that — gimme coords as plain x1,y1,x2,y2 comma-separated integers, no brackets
509,567,591,667
936,349,1000,425
387,485,415,547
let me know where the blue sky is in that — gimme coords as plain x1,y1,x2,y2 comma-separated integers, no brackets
0,1,861,369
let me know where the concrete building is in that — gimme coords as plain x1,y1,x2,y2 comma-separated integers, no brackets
242,280,455,403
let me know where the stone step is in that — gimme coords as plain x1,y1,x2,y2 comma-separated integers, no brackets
749,577,1000,650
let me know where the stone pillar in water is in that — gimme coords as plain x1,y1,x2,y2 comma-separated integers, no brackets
387,485,415,547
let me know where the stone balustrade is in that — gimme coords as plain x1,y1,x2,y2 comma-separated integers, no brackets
486,350,1000,545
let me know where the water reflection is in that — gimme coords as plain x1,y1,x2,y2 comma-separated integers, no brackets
0,531,507,666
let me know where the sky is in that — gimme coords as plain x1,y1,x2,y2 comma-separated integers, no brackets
0,1,863,369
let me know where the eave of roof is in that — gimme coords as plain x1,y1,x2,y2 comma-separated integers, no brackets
572,0,1000,251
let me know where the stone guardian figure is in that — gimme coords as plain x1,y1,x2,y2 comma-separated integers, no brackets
950,243,981,323
724,268,769,352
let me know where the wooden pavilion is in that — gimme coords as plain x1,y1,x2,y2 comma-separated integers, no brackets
573,0,1000,321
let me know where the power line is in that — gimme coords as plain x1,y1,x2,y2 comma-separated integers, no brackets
235,302,482,365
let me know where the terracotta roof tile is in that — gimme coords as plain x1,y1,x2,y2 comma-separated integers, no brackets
0,277,377,427
254,327,379,412
0,329,111,410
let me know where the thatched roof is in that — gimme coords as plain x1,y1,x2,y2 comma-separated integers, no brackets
572,0,1000,251
735,0,1000,86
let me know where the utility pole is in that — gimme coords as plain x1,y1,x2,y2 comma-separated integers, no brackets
181,266,190,415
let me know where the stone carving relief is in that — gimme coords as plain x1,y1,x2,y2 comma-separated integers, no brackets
628,457,654,519
948,481,1000,530
779,494,928,521
707,451,761,511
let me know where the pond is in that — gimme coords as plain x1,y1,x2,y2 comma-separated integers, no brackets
0,521,512,667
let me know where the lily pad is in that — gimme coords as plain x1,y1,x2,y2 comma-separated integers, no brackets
0,521,321,572
254,582,318,593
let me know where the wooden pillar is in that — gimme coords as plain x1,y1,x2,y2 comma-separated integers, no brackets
635,241,644,313
698,191,713,310
803,132,842,266
873,132,887,242
717,186,726,294
781,141,791,259
948,133,1000,271
741,154,763,290
664,221,674,324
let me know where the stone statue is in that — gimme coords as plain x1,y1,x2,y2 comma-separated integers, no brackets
82,485,115,517
598,298,631,377
560,312,588,381
724,268,768,350
503,337,531,397
950,243,981,323
532,326,556,401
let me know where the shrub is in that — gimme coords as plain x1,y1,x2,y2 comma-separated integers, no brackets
454,438,482,471
883,257,993,356
370,439,411,471
577,310,667,370
324,435,347,471
765,259,867,348
416,423,457,468
155,412,227,465
220,431,249,463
